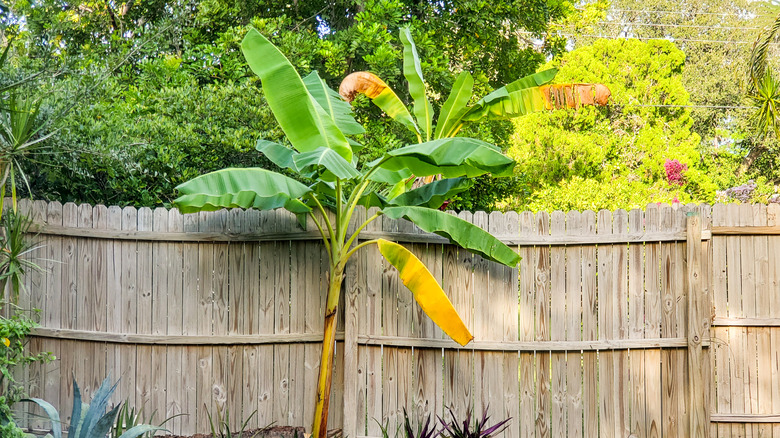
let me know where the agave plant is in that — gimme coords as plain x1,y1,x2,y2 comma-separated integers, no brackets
173,27,524,438
20,376,162,438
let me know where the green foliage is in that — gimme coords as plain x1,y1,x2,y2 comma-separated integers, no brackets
24,74,278,207
112,399,183,438
0,311,53,429
5,0,576,208
507,38,742,211
0,211,44,304
22,377,162,438
174,30,519,438
206,406,265,438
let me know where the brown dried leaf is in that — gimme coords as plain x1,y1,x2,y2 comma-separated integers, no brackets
338,72,388,102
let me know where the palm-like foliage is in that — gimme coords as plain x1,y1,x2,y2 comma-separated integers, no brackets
173,28,522,438
339,27,609,186
744,10,780,171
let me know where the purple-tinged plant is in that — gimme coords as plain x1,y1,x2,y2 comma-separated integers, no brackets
403,409,441,438
438,407,510,438
664,159,688,186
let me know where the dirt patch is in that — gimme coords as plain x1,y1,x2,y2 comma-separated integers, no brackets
163,425,306,438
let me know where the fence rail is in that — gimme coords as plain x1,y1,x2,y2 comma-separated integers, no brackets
12,200,780,437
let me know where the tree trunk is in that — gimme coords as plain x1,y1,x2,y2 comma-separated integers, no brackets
311,268,344,438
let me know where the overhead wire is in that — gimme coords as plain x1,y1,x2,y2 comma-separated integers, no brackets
575,7,777,18
595,21,760,31
521,31,773,45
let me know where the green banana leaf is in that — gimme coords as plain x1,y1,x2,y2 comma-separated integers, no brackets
381,206,520,267
460,87,549,122
256,139,300,172
387,177,473,208
370,137,515,181
357,191,388,209
174,168,312,214
293,147,361,181
241,28,352,161
400,27,433,141
450,69,558,132
434,71,474,139
303,71,365,137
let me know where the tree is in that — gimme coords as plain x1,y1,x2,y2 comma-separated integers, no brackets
5,0,580,208
507,38,742,211
172,28,524,438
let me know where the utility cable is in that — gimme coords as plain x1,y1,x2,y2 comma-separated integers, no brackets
595,21,760,31
576,7,776,18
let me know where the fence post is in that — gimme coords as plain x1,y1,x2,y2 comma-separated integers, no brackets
687,212,708,436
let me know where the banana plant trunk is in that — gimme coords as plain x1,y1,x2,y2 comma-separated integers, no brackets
312,265,345,438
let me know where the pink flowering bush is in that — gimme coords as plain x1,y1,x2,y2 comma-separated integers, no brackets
664,159,688,186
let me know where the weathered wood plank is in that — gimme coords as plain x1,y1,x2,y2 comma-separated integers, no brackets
149,207,169,427
257,210,276,426
496,211,519,438
362,208,383,436
196,211,215,433
549,211,566,438
518,211,535,437
628,209,646,438
727,203,746,438
75,203,95,404
598,209,615,436
104,206,122,412
768,203,780,438
535,211,551,438
181,211,199,436
42,201,63,421
565,211,583,438
711,203,730,438
613,209,629,437
581,210,598,438
687,214,707,436
382,214,400,433
212,210,230,422
643,204,662,438
343,206,364,438
225,209,245,430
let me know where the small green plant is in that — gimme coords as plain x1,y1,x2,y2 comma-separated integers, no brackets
206,405,266,438
438,407,510,438
21,376,163,438
112,400,183,438
0,310,53,423
0,210,45,305
376,418,401,438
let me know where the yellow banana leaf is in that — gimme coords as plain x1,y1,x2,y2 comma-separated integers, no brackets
376,239,473,346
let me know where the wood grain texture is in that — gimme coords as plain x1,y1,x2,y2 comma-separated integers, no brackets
27,201,780,437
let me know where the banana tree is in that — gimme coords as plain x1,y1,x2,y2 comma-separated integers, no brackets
172,28,521,438
339,27,610,186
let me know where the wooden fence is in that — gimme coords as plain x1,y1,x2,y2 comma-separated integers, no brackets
11,200,780,437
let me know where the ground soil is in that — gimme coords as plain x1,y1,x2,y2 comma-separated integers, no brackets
162,425,306,438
